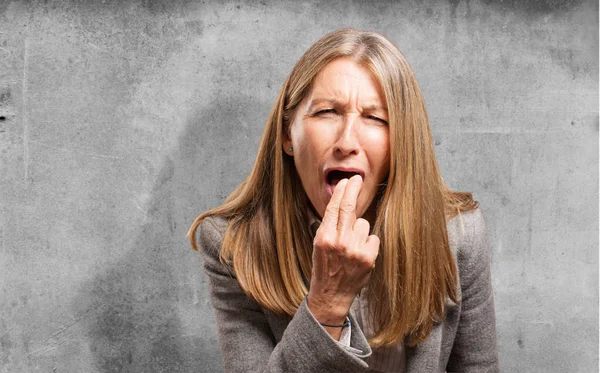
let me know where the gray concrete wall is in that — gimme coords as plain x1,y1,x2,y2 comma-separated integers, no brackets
0,0,597,372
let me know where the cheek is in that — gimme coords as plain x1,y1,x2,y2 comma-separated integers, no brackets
293,123,326,158
365,130,390,176
290,126,319,184
290,121,309,153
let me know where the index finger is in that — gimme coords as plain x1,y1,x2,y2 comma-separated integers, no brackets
320,178,349,232
337,174,362,234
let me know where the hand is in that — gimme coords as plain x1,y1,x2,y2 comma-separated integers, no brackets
307,175,380,331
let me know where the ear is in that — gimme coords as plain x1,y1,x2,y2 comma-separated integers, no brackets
282,137,293,156
282,125,293,156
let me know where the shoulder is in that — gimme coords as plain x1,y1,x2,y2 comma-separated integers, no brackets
196,216,229,272
446,207,487,254
196,215,230,261
446,207,491,282
448,208,490,293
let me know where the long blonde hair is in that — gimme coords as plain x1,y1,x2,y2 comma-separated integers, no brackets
188,28,477,347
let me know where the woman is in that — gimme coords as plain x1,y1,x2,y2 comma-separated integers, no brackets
188,28,499,372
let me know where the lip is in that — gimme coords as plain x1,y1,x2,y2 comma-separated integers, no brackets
323,167,366,196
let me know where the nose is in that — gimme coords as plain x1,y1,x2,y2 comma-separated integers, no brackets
333,114,361,157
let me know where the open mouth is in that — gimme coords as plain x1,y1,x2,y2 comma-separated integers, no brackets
325,169,364,196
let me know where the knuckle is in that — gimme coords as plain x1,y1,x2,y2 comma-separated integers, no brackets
313,236,322,247
349,252,372,267
355,218,370,230
325,204,339,216
334,246,348,256
333,242,348,254
338,201,355,214
343,249,358,260
356,217,369,225
369,234,381,246
336,236,352,250
357,252,371,264
316,234,335,249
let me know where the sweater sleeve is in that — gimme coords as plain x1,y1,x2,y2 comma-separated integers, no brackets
197,216,372,373
446,208,500,372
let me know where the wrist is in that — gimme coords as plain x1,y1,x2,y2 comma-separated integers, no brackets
306,294,349,325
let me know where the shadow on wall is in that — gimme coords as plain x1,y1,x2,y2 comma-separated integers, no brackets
73,94,262,372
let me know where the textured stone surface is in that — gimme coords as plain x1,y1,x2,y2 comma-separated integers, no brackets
0,0,597,372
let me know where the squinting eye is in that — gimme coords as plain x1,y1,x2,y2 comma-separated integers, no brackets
315,109,336,116
367,115,388,125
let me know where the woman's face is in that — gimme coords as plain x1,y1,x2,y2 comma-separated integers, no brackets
283,57,390,221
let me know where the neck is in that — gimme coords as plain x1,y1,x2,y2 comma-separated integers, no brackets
362,200,378,228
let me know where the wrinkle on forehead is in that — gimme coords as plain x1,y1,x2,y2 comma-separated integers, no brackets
306,58,386,111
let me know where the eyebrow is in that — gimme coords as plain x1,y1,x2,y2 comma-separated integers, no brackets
307,98,388,112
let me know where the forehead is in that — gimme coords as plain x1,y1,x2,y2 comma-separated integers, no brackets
308,58,385,105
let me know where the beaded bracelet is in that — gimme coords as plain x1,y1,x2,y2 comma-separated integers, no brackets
319,318,351,328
